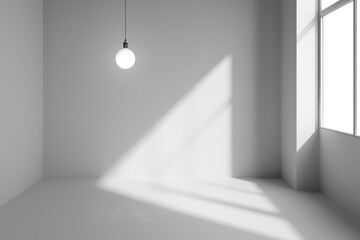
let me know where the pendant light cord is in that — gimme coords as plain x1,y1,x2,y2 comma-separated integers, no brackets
125,0,127,41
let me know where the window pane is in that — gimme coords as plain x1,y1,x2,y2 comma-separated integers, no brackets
322,0,340,10
322,2,354,134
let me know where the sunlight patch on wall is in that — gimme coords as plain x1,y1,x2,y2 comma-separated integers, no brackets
100,55,232,180
296,24,316,151
296,0,317,151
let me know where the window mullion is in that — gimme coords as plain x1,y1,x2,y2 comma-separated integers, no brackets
354,0,357,135
320,0,324,129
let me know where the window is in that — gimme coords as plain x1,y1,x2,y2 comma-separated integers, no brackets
320,0,359,136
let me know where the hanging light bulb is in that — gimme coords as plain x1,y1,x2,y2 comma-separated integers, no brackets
116,0,135,69
116,40,135,69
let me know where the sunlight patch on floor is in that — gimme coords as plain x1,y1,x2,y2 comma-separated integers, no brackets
97,179,304,240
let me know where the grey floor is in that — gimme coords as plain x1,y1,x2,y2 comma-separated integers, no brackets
0,178,360,240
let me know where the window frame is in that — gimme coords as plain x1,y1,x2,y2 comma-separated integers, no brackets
320,0,358,136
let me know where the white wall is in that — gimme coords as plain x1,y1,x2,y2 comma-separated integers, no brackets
320,130,360,219
0,0,43,207
44,0,281,178
281,0,318,190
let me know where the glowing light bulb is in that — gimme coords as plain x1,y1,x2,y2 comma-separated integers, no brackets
116,46,135,69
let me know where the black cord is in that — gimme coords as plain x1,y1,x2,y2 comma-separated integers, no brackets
125,0,127,40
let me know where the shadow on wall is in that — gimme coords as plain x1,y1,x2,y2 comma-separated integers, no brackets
44,0,281,178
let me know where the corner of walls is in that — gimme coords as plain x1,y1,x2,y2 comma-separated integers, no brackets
281,0,297,189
